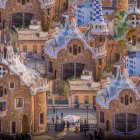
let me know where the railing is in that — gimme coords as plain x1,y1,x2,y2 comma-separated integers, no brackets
80,123,97,132
47,123,65,132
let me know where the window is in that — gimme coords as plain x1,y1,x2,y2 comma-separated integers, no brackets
120,97,124,103
74,96,79,104
9,81,15,89
39,113,44,125
22,0,26,5
130,97,133,103
73,45,77,55
125,95,129,105
33,45,37,54
11,121,16,134
84,96,89,104
78,47,81,53
115,113,137,134
16,98,24,108
0,66,7,78
48,61,53,73
0,102,6,111
69,47,72,53
23,45,27,53
100,111,104,123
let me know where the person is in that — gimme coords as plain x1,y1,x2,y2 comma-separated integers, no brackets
84,124,88,136
53,106,55,113
61,112,63,120
67,121,70,131
94,130,98,139
52,116,54,124
98,128,103,140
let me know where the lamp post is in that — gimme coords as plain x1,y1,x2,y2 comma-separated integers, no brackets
85,104,90,125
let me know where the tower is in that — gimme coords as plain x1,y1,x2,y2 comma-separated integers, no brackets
90,0,108,81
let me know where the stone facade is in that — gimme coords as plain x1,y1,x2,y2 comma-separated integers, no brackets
0,63,47,135
0,0,55,28
0,43,48,135
45,38,106,81
96,89,140,137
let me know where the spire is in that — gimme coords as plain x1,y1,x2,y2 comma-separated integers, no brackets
91,0,108,35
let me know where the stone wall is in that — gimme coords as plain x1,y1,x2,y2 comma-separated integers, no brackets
45,39,106,81
96,89,140,136
0,64,47,135
0,0,55,28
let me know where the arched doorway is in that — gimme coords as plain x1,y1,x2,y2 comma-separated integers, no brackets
62,63,85,80
22,115,30,134
11,13,34,28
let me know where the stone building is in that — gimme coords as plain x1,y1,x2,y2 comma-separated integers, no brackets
0,0,55,29
0,44,48,135
17,19,48,56
96,55,140,137
44,1,108,81
69,72,100,108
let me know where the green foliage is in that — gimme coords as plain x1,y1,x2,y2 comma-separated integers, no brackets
53,78,69,97
105,64,112,72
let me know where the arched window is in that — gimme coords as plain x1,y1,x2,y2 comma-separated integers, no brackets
115,113,137,134
9,81,15,89
69,47,72,53
22,0,26,5
132,36,136,46
78,47,81,53
125,95,129,105
120,97,124,103
130,97,133,103
73,45,77,55
106,120,110,132
84,96,89,104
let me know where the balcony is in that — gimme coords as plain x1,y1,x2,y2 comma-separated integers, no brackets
0,111,6,117
40,0,55,9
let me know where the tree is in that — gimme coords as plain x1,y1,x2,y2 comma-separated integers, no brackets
53,78,69,98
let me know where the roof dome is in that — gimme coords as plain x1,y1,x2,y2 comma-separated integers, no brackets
96,66,137,108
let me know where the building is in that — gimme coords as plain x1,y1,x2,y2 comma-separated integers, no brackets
0,44,48,135
121,1,140,76
69,72,100,108
115,0,129,11
0,0,55,29
44,1,108,81
126,50,140,76
96,56,140,137
17,19,48,56
76,0,114,27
